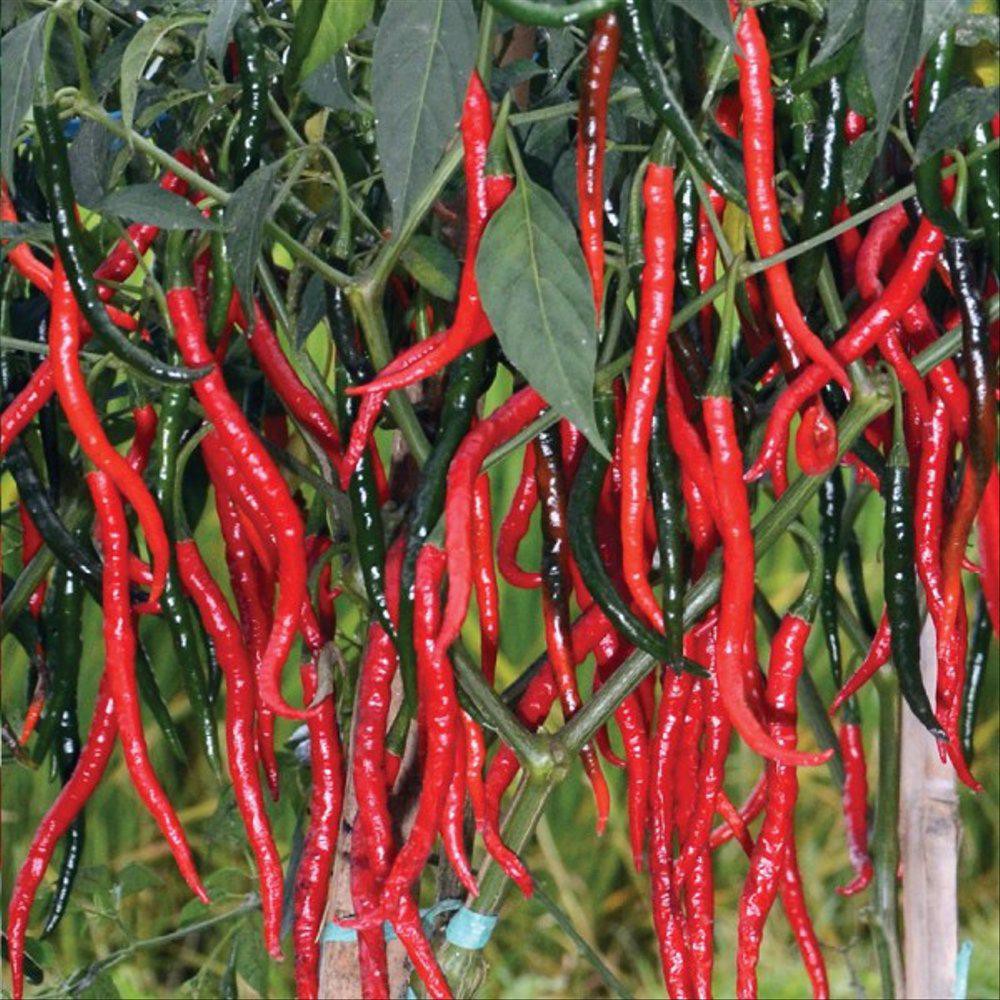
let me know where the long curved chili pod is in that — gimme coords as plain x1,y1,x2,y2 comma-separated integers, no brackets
731,1,849,389
436,387,546,658
649,668,695,999
835,720,873,896
165,235,312,720
577,13,621,316
471,473,500,687
736,531,821,998
293,643,345,1000
830,609,892,712
961,594,993,763
6,679,117,1000
349,821,391,999
438,719,478,897
231,17,268,187
621,159,678,631
87,470,209,902
497,444,542,588
535,424,610,833
176,538,284,958
48,257,169,613
33,103,208,386
977,469,1000,637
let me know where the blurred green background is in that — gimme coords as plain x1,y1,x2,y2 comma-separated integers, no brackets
2,374,997,998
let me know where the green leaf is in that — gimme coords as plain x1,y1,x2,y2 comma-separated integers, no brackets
921,0,971,55
234,919,269,995
225,160,280,316
288,0,373,86
477,177,605,454
842,129,877,199
372,0,477,228
115,862,164,897
1,10,47,189
814,0,867,66
296,273,326,347
400,234,460,300
120,13,204,132
77,970,121,999
955,12,999,47
205,0,248,67
302,50,356,110
69,120,114,208
863,0,924,150
914,86,1000,162
663,0,737,54
98,184,217,230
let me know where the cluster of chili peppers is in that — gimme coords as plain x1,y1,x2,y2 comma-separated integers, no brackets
2,1,998,999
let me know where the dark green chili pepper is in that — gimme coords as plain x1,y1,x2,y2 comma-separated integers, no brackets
675,175,700,306
207,213,233,351
2,576,45,690
668,326,708,397
789,39,855,95
398,344,492,716
619,0,745,208
821,383,886,482
32,102,209,386
149,385,222,777
968,119,1000,278
961,594,992,763
669,5,705,118
39,561,85,937
485,0,621,27
232,18,268,187
792,74,846,313
914,29,965,237
648,397,687,671
567,388,706,673
883,376,946,740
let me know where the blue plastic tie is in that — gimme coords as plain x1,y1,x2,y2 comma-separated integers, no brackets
444,906,498,950
322,901,462,944
954,939,972,1000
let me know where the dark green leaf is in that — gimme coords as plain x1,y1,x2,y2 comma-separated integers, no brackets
69,120,114,208
302,51,356,110
489,59,547,99
921,0,971,55
225,160,280,316
863,0,924,149
296,273,327,347
662,0,737,53
477,177,605,454
115,862,164,897
205,0,247,66
288,0,373,85
0,219,49,259
400,234,460,300
1,10,46,188
234,920,268,995
77,970,121,999
914,86,1000,161
955,12,999,47
372,0,477,228
846,40,876,117
98,184,217,230
842,129,877,199
814,0,867,66
120,13,205,132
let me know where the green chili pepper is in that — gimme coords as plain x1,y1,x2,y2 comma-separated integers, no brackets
232,18,268,187
968,119,1000,278
675,175,700,306
32,102,209,386
207,214,233,351
961,594,992,763
39,561,85,936
620,0,745,208
914,29,965,237
883,375,946,740
567,388,706,673
669,4,705,118
150,385,222,777
792,75,846,313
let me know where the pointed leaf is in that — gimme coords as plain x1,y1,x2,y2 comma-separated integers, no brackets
863,0,924,150
914,85,1000,162
295,273,326,348
842,129,877,199
921,0,971,55
1,11,47,188
400,234,460,300
372,0,477,228
69,119,114,208
224,161,280,316
287,0,373,85
205,0,248,67
814,0,867,66
662,0,737,53
477,178,605,454
98,184,218,230
302,50,356,110
120,13,204,132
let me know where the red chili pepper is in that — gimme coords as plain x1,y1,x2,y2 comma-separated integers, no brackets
50,258,169,613
844,109,868,142
167,278,312,720
732,1,850,390
978,469,1000,636
126,404,158,474
471,473,500,686
577,13,621,317
649,668,695,999
437,388,546,658
621,160,678,631
795,401,839,476
835,720,873,896
6,680,117,1000
438,719,478,897
350,824,391,1000
176,538,284,956
497,444,542,588
87,470,208,901
18,504,45,619
831,609,892,711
